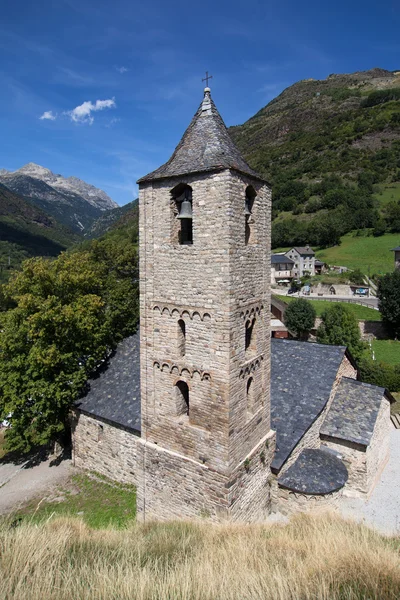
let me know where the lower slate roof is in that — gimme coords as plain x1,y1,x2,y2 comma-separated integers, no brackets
76,333,141,433
320,378,387,447
271,338,347,473
277,448,348,495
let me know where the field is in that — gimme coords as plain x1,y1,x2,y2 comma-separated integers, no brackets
15,472,136,529
277,296,381,321
316,232,399,275
371,340,400,366
374,182,400,207
1,512,400,600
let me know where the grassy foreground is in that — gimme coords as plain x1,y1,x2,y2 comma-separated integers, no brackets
0,513,399,600
372,339,400,366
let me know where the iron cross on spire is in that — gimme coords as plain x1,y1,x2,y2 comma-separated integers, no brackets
202,71,213,87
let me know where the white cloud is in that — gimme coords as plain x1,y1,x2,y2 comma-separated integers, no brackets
116,66,128,74
67,98,116,125
39,110,56,121
106,117,120,128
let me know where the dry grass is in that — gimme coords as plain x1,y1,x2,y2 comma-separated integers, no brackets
1,512,400,599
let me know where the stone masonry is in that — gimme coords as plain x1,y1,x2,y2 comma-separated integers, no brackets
136,89,275,521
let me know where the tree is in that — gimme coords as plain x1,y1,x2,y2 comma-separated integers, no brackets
377,270,400,338
0,233,139,453
348,269,365,286
284,299,316,340
316,304,365,360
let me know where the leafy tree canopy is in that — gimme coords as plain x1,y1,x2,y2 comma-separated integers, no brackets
377,270,400,339
316,303,365,360
284,299,316,340
0,229,139,453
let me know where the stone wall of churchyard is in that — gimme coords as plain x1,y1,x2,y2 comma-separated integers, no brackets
277,486,343,516
136,429,277,523
139,170,274,521
71,411,140,486
321,397,390,497
278,354,357,475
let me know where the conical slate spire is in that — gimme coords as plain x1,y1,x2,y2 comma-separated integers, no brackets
137,88,265,183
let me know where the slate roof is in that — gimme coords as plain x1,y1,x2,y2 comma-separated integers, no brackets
320,378,389,447
288,246,315,256
76,333,141,433
137,89,266,184
278,448,348,495
271,338,347,473
271,254,294,265
391,247,400,251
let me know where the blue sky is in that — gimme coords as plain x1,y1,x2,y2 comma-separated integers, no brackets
1,0,399,206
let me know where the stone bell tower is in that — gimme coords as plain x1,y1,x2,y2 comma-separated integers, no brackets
136,86,275,521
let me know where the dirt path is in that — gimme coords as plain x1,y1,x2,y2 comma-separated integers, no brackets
0,455,72,515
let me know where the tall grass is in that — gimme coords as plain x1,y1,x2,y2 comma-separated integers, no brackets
1,513,399,599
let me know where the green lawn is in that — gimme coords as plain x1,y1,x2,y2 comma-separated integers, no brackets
373,182,400,207
371,339,400,366
16,472,136,529
276,296,381,321
316,232,399,275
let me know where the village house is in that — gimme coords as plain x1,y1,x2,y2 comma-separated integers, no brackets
285,246,315,277
72,86,394,521
271,254,294,285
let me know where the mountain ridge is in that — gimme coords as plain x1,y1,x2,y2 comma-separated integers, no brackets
0,163,118,233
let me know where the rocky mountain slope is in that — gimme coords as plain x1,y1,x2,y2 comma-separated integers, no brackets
0,163,118,233
0,183,78,282
230,67,400,185
85,199,138,239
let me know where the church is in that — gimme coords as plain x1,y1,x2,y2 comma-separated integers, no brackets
71,86,394,520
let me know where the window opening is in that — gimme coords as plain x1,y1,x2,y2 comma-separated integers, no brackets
247,377,255,415
177,319,186,357
176,380,190,416
245,318,256,353
175,187,193,245
245,186,256,245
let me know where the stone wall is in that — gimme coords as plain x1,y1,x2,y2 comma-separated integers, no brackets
139,168,274,521
279,354,357,475
136,429,276,522
71,411,140,486
321,397,391,497
278,486,343,516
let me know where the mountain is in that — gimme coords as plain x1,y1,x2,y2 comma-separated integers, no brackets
0,163,118,234
0,183,79,282
230,68,400,185
85,199,138,239
229,68,400,249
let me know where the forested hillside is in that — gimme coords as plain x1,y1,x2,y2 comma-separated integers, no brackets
230,68,400,249
0,183,79,282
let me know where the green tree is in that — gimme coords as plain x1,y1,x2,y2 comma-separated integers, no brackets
0,234,139,453
316,304,365,360
348,269,365,286
377,270,400,339
284,299,316,340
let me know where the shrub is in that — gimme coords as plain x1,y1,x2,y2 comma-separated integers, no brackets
317,303,365,360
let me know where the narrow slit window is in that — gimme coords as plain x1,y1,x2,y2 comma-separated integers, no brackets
245,318,256,353
245,186,256,245
247,377,255,415
178,319,186,357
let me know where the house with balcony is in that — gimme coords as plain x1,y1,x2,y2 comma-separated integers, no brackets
271,254,294,285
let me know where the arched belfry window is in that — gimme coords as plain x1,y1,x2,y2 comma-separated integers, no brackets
171,183,193,245
177,319,186,357
245,186,256,245
175,380,189,416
